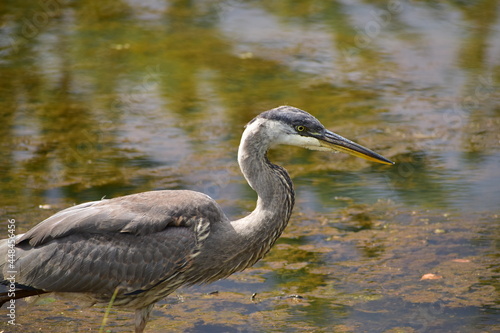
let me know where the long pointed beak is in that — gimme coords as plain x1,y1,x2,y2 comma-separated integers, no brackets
315,130,394,165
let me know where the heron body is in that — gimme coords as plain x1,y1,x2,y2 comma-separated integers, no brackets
0,106,393,332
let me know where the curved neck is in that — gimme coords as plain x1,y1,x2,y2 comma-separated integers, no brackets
233,119,295,253
189,119,296,282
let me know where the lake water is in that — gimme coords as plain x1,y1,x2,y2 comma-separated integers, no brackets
0,0,498,332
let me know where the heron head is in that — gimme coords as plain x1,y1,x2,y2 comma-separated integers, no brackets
256,106,394,165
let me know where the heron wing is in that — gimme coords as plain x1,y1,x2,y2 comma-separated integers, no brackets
17,190,222,246
8,190,223,296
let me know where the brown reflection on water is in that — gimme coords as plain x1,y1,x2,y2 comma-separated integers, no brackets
0,0,499,332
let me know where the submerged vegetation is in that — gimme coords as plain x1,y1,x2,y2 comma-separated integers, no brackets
0,0,498,331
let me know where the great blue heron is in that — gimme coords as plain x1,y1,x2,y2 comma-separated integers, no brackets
0,106,393,332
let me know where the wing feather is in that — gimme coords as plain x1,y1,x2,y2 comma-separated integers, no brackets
3,190,225,298
17,190,223,246
14,228,196,295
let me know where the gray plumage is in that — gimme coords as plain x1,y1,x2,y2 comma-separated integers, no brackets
0,106,393,332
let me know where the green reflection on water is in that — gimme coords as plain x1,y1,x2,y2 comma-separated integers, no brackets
0,0,499,332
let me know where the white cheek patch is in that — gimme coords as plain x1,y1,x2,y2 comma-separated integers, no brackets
273,132,326,150
246,119,331,151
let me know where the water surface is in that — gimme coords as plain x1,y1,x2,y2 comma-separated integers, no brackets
0,0,498,332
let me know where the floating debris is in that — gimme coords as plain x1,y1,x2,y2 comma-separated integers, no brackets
451,259,471,263
420,273,443,280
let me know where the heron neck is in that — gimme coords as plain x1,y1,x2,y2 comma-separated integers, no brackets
187,121,296,282
234,123,295,248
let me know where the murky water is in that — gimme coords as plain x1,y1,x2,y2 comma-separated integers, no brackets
0,0,498,332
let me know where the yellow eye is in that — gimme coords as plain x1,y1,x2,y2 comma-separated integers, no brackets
296,125,306,132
